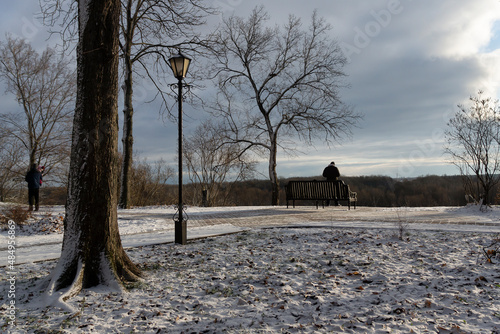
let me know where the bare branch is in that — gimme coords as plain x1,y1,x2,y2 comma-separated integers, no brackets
444,90,500,206
0,36,75,186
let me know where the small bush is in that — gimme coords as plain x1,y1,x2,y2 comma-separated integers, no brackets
0,205,30,225
394,207,410,241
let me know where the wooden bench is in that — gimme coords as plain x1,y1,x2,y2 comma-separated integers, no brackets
286,180,357,209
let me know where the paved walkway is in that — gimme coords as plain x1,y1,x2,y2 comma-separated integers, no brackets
122,206,500,232
4,206,500,265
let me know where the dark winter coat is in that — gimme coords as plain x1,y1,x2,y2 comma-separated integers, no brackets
25,167,42,189
322,164,340,181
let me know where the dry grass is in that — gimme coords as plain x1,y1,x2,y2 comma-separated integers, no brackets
0,204,30,226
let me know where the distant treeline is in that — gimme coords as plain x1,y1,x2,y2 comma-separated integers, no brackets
232,175,475,207
37,174,497,207
338,175,471,207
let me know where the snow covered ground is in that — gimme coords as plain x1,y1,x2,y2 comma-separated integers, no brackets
1,205,500,333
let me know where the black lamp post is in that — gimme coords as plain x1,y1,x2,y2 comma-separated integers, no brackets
169,52,191,245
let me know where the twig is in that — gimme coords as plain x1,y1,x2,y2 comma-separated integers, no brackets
483,236,500,264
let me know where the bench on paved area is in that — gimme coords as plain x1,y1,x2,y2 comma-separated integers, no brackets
286,180,357,210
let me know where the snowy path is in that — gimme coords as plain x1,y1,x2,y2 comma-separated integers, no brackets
3,224,248,265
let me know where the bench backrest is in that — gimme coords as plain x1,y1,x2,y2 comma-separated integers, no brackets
286,180,349,200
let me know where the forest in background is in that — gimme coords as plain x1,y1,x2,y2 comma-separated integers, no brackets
32,174,497,208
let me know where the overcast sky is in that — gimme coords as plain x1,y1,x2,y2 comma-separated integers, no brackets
1,0,500,180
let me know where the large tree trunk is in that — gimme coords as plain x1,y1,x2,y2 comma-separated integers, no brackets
482,180,491,206
118,1,134,209
44,0,141,305
119,56,134,209
269,141,279,206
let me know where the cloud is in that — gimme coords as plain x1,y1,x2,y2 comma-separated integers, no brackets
411,1,500,59
2,0,500,180
207,0,500,178
336,1,500,59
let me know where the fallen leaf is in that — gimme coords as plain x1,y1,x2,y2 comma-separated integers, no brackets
392,307,406,315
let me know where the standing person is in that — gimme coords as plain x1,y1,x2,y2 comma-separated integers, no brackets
25,163,42,211
322,161,340,206
323,161,340,180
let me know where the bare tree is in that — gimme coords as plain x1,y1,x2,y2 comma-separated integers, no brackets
0,128,24,201
44,0,141,304
0,36,75,183
129,157,175,206
444,91,500,206
184,120,256,206
118,0,215,209
207,7,361,205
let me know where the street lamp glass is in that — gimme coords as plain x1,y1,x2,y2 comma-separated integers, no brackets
169,53,191,79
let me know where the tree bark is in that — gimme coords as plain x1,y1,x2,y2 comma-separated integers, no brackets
269,141,279,206
119,56,134,209
44,0,141,302
118,0,134,209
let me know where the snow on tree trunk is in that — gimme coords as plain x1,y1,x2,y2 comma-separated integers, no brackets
43,0,141,308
